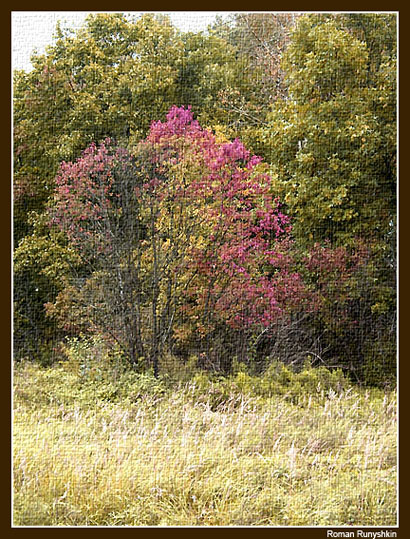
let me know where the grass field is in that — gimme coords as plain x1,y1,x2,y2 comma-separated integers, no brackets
13,360,397,526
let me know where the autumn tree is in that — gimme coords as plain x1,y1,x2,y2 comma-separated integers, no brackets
45,107,317,374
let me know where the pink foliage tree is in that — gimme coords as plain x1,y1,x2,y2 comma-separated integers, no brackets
49,106,360,373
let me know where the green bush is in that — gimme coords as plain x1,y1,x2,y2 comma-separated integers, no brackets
180,360,349,409
230,361,347,401
59,335,130,382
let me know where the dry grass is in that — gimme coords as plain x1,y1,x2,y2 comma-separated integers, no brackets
13,362,397,526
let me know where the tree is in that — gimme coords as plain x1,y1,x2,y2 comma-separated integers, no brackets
14,13,242,242
14,13,396,384
209,13,299,159
263,14,397,383
46,107,314,374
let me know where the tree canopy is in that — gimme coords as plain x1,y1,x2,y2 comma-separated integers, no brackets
13,12,397,385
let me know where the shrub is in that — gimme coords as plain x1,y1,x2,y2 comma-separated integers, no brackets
59,335,129,382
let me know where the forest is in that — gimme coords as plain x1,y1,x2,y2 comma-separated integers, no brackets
13,12,397,527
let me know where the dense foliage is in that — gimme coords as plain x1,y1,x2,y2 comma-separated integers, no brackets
13,12,397,385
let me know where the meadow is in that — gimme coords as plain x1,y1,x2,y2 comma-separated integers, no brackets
13,359,397,526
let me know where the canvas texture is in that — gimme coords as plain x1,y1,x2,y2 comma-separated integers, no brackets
13,12,397,527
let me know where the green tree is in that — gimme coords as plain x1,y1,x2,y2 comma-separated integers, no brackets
14,13,242,241
264,14,397,383
267,15,396,246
